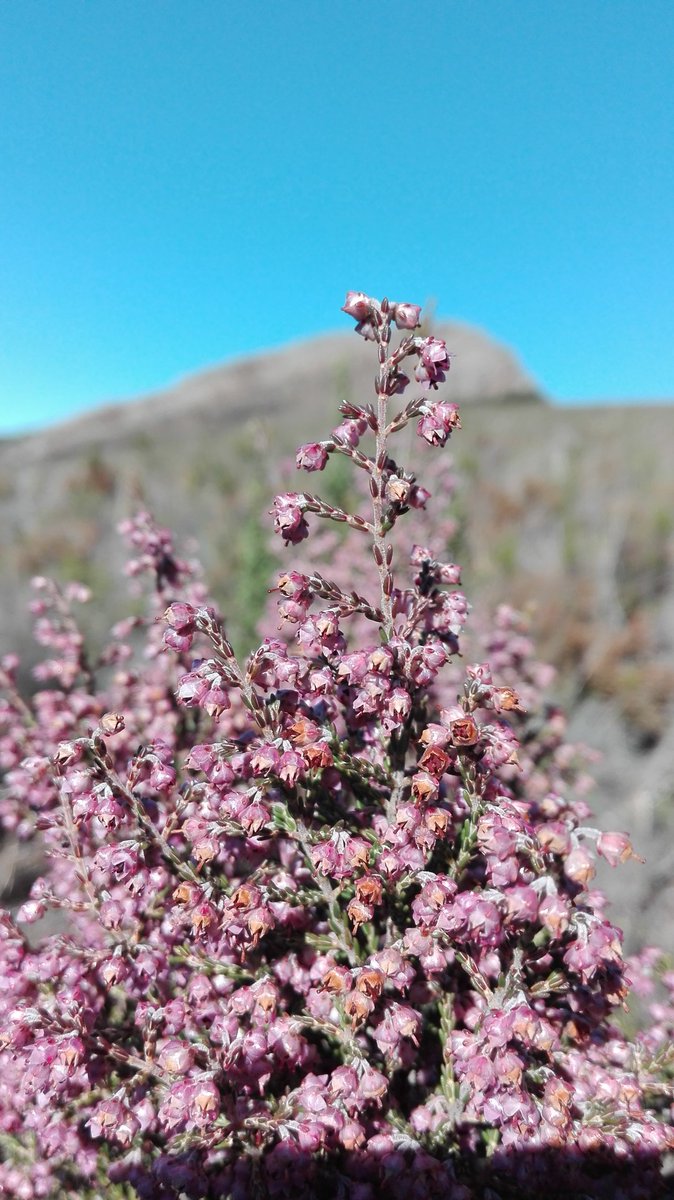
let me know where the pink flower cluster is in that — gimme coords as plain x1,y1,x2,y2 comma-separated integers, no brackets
0,293,672,1199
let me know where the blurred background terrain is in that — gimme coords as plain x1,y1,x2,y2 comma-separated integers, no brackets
1,322,673,950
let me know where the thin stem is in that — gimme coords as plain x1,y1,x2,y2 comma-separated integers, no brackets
370,317,395,639
294,816,361,967
58,785,103,915
89,747,203,889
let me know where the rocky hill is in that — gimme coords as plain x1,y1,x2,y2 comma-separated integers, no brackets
1,321,673,950
0,321,540,663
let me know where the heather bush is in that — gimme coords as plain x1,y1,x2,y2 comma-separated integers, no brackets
1,292,674,1199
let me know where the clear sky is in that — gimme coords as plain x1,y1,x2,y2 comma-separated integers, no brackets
1,0,673,434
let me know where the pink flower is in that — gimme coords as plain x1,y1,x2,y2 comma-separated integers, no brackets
414,336,451,389
271,492,310,544
249,743,281,776
88,1099,140,1147
447,714,480,747
332,417,367,446
341,291,373,321
417,401,461,446
278,749,305,785
176,660,231,716
392,302,422,329
158,1038,195,1075
539,892,571,938
408,483,432,508
358,1066,389,1103
164,601,197,631
564,844,596,887
296,442,329,472
596,831,644,867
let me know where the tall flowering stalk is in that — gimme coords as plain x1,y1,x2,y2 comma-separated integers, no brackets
0,293,673,1199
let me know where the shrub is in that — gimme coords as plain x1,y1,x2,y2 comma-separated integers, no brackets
0,292,673,1199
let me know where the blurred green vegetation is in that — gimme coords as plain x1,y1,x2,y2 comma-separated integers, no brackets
227,493,276,657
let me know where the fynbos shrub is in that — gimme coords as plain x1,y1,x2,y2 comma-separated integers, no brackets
0,293,673,1199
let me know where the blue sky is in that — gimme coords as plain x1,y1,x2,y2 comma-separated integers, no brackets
1,1,673,434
